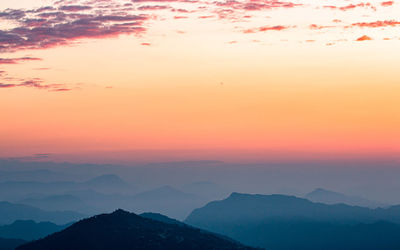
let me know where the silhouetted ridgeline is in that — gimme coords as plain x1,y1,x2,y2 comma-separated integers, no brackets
17,209,260,250
185,193,400,250
140,212,185,226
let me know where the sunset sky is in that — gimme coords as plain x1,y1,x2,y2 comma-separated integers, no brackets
0,0,399,161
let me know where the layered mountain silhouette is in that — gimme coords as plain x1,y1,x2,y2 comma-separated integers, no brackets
0,220,70,241
185,193,400,250
0,201,84,225
0,176,205,219
17,209,259,250
0,237,26,250
305,188,388,208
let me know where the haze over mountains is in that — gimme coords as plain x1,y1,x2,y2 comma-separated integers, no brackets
1,158,399,204
1,158,400,249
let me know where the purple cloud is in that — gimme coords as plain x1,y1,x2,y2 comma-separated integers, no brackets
0,77,73,91
0,3,148,53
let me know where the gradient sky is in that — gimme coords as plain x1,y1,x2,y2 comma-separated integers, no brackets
0,0,399,160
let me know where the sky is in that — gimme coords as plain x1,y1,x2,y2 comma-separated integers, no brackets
0,0,399,161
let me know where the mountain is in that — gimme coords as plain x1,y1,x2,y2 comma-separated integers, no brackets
18,195,90,214
0,181,76,201
0,220,70,241
185,193,400,249
305,188,388,208
186,193,389,224
0,174,131,202
83,175,130,192
0,201,84,225
63,189,130,214
17,209,259,250
127,186,207,220
0,237,26,250
0,169,76,183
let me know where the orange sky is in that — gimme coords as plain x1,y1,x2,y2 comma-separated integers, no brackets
0,0,399,160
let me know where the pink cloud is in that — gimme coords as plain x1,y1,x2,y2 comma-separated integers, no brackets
309,24,335,30
349,20,400,28
0,78,73,91
0,57,42,65
59,5,93,12
356,35,373,41
324,2,376,11
243,25,290,33
381,1,394,6
174,16,188,19
138,5,171,10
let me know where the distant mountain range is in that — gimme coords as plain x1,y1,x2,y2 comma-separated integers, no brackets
0,220,70,241
17,209,259,250
185,193,400,249
0,174,131,202
125,185,207,220
305,188,388,208
0,201,84,225
18,195,89,214
0,169,74,183
0,176,207,219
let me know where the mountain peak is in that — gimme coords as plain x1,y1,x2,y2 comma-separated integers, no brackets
17,210,259,250
111,209,130,216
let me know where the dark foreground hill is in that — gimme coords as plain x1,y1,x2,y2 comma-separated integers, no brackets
0,237,26,250
17,209,259,250
185,193,400,250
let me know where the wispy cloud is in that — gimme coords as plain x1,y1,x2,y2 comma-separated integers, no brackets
0,57,42,65
381,1,394,7
323,2,377,11
243,25,290,33
0,78,72,91
0,3,148,53
348,20,400,28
